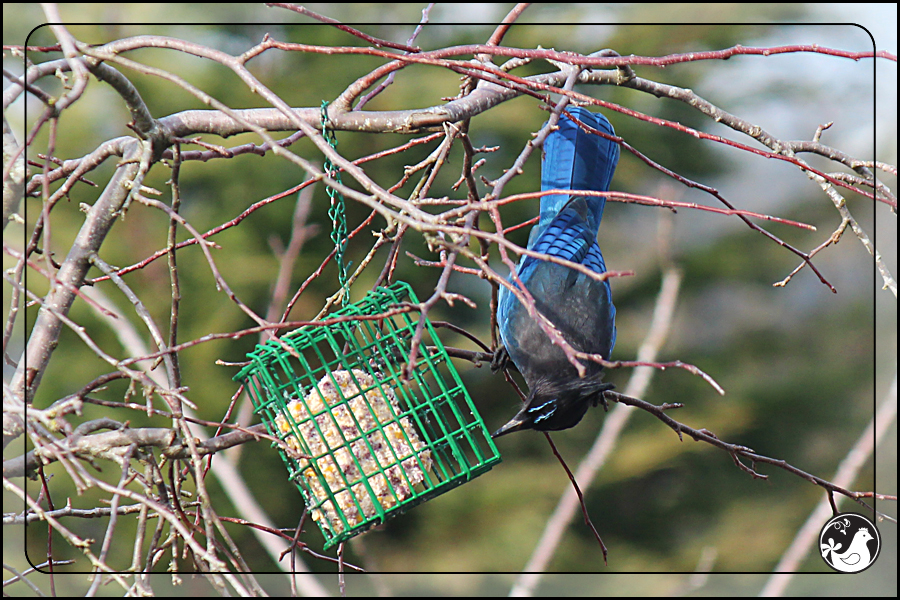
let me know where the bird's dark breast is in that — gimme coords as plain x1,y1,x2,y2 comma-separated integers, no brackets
504,261,612,385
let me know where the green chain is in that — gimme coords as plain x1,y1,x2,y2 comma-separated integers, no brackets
321,101,350,307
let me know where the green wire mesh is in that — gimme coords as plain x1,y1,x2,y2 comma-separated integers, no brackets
234,281,501,549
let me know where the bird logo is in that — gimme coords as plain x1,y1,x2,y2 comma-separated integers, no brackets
819,513,881,573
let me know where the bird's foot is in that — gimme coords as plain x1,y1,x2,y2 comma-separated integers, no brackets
491,345,512,374
594,382,615,412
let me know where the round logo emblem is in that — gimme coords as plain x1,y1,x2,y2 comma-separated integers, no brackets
819,512,881,573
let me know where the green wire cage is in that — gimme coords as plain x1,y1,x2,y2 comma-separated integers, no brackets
234,281,501,549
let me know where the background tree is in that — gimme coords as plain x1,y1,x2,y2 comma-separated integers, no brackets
3,3,896,597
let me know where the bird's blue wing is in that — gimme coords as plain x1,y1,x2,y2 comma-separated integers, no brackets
522,201,600,274
501,198,617,356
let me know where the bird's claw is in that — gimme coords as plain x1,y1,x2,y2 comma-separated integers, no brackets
491,345,512,374
594,382,615,412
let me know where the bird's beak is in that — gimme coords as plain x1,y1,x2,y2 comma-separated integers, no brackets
491,413,531,438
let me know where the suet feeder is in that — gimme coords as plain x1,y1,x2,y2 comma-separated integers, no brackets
235,281,501,549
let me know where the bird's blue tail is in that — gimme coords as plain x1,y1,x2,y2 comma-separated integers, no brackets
534,106,619,242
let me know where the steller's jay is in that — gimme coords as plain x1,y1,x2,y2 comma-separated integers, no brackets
493,107,619,437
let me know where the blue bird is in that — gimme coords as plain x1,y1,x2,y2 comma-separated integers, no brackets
494,107,619,437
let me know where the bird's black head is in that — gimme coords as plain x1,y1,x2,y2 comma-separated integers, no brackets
492,374,614,438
